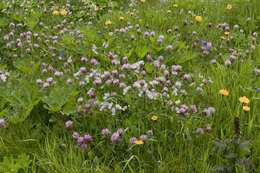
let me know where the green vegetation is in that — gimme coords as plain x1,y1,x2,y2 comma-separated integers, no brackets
0,0,260,172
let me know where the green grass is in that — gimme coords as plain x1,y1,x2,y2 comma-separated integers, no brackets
0,0,260,172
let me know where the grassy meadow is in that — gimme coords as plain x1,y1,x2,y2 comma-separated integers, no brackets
0,0,260,172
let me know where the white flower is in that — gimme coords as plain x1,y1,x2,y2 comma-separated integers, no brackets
175,100,181,105
123,86,132,95
0,74,7,82
102,42,109,48
111,107,116,115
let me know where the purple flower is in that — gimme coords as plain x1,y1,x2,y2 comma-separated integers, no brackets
80,143,87,149
3,35,9,41
80,67,86,73
157,39,163,43
67,79,72,84
102,128,111,136
61,51,66,57
93,100,99,108
146,130,153,136
36,79,43,85
208,107,216,114
111,132,120,142
140,135,147,142
183,74,192,81
79,81,85,87
144,32,150,38
77,97,84,104
117,128,123,136
77,137,84,145
83,134,93,143
72,132,80,139
84,103,91,110
225,59,231,66
90,58,98,66
190,105,197,113
205,124,212,132
43,82,50,88
130,137,137,144
166,45,173,51
202,108,211,117
130,35,136,40
207,42,212,49
196,128,204,134
0,119,5,128
65,120,73,130
146,54,152,62
210,59,216,64
172,65,182,72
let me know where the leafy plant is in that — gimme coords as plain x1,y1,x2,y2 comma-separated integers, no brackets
212,117,254,172
0,154,31,173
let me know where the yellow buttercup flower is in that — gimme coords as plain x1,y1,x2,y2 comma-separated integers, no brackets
173,4,178,8
105,20,112,25
227,4,232,10
219,89,229,96
134,140,144,145
95,7,99,11
52,10,59,15
151,115,158,121
195,16,202,22
140,0,145,3
224,32,230,35
220,36,226,40
119,16,124,21
243,106,250,112
130,12,134,16
167,10,172,14
60,10,68,16
239,96,250,104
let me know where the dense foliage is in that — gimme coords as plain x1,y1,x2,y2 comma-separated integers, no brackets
0,0,260,172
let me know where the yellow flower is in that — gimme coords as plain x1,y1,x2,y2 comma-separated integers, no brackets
105,20,112,25
52,10,59,15
151,115,158,121
220,36,226,40
195,16,202,22
95,7,99,11
243,106,250,112
239,96,250,104
140,0,145,3
130,12,134,16
227,4,232,10
224,32,230,35
60,10,68,16
219,89,229,96
167,10,172,14
134,140,144,145
173,4,178,8
119,16,124,21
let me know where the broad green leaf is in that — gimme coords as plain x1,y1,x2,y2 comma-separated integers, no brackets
0,18,9,27
24,18,39,29
13,58,40,74
176,52,197,64
41,85,77,112
0,80,40,123
144,62,154,73
62,92,79,115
